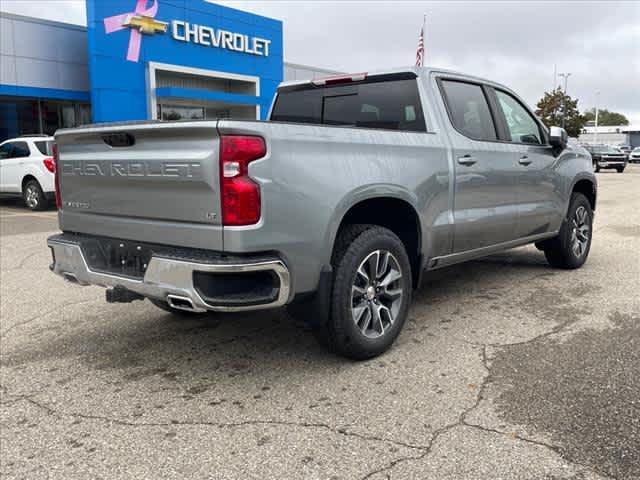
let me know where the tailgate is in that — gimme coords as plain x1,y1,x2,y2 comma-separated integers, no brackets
55,121,224,250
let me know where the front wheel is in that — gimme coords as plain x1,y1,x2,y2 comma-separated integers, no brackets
617,167,625,173
542,193,593,269
315,225,413,360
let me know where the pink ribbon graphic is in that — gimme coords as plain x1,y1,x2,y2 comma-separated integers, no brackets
104,0,159,62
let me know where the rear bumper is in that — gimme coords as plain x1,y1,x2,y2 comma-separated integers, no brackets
47,234,290,312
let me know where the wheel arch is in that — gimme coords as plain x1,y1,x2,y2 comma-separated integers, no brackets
21,174,40,192
571,176,597,212
328,192,423,288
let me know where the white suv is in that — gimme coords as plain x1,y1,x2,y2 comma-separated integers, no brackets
0,135,56,210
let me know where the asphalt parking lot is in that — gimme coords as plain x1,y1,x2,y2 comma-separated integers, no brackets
1,166,638,480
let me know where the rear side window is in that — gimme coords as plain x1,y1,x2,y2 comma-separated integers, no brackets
270,89,322,124
12,141,30,158
35,140,54,155
440,80,497,141
271,78,426,132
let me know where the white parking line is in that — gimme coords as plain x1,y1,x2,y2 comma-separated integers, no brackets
0,212,57,219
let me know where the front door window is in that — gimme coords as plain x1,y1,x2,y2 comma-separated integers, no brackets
495,90,542,145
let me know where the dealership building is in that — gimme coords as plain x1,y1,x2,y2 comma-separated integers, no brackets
0,0,338,141
578,125,640,148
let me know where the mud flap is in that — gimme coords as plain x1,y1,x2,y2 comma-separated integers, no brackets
287,265,333,328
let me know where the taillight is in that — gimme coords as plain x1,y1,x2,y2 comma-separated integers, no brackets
219,135,265,226
43,157,55,173
52,143,61,209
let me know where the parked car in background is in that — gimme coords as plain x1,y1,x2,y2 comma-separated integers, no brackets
629,147,640,163
583,144,627,173
0,135,56,210
48,67,597,359
617,145,632,155
613,145,630,161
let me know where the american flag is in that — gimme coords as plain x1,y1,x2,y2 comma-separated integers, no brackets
415,25,424,67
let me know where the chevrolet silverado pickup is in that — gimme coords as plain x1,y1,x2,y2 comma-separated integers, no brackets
584,144,627,173
48,67,597,359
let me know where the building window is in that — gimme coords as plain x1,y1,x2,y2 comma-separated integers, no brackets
158,104,205,121
0,97,92,141
40,100,92,134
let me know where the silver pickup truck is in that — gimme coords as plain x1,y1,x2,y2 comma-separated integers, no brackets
48,67,596,359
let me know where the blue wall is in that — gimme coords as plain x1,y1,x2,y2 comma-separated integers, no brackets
86,0,283,122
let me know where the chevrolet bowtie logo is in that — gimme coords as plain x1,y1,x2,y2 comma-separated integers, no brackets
104,0,165,62
123,14,168,35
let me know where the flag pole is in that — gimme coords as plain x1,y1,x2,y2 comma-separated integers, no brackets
423,14,427,65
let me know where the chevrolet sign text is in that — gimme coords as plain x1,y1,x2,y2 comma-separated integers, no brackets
171,20,271,57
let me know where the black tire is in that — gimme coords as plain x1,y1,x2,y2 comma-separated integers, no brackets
617,167,625,173
594,164,600,173
22,179,48,211
542,193,593,269
149,298,207,316
314,224,413,360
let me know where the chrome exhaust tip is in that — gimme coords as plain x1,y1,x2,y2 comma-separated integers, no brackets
62,272,79,284
166,294,199,312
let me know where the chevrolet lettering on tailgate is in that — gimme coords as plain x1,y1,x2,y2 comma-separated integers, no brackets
61,160,203,179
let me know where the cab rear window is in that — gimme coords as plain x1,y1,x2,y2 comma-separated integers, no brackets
271,76,426,133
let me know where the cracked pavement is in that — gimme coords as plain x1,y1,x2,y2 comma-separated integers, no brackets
1,167,639,479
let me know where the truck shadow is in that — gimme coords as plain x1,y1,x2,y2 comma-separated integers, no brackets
2,247,559,382
0,196,57,212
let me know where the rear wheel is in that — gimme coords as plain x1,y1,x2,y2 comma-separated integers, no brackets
314,225,412,360
617,167,625,173
542,193,593,269
22,179,48,211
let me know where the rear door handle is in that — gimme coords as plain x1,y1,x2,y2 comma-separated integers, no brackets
457,155,477,166
518,156,532,166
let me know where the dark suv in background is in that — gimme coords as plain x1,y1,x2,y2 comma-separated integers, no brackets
583,145,627,173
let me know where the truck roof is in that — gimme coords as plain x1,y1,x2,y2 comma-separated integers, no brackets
277,66,499,90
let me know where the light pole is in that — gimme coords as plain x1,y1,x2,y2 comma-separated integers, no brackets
558,72,572,129
594,90,600,144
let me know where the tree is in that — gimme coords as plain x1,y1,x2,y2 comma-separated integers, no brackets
583,108,629,126
535,88,587,138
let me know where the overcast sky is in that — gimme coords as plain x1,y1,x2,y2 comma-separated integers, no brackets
2,0,638,123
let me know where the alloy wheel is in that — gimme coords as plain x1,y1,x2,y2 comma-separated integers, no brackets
25,185,39,209
570,205,590,258
351,249,404,339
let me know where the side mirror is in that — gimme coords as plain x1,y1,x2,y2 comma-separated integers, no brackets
549,126,568,150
